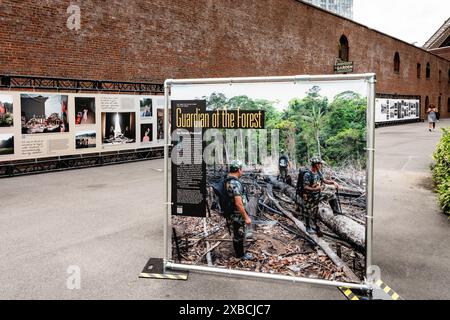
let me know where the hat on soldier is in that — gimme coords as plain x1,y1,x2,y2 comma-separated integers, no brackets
229,160,243,173
310,156,323,165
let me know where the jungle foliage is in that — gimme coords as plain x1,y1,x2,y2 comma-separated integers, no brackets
204,87,367,167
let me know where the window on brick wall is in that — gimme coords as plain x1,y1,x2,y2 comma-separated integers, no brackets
426,63,431,79
439,70,442,82
448,97,450,113
338,35,349,62
438,96,441,109
394,52,400,73
425,96,429,108
417,63,421,78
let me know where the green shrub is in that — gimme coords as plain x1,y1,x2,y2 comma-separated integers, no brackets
433,128,450,216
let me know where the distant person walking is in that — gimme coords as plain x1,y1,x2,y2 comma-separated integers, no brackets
426,104,438,132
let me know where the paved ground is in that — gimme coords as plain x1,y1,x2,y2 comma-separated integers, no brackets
373,119,450,300
0,120,448,300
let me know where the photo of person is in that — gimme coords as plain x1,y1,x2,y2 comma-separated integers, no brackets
21,94,69,134
75,97,96,125
0,94,14,127
140,124,153,144
157,109,164,140
140,98,153,118
171,80,369,284
101,112,136,145
75,130,96,149
0,134,14,155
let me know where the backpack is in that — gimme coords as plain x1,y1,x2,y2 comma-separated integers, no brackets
296,167,311,197
211,176,238,219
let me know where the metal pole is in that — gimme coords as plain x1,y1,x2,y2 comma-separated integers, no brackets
365,75,376,284
163,80,172,263
166,262,370,290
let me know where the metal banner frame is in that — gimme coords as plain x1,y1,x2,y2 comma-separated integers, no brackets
163,74,376,291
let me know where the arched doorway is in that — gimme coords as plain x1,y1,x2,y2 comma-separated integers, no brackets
338,35,349,62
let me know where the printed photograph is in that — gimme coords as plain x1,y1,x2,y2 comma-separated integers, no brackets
75,130,96,149
0,134,14,155
101,112,136,145
171,81,369,284
140,98,153,118
375,98,420,123
157,109,164,140
140,123,153,144
21,94,69,134
0,94,14,127
75,97,96,125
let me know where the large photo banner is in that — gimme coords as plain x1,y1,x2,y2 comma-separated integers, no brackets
0,92,165,162
169,78,371,284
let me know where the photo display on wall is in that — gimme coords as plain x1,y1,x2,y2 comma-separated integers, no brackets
0,92,164,161
375,94,420,123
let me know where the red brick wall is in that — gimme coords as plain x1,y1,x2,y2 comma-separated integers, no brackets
0,0,449,118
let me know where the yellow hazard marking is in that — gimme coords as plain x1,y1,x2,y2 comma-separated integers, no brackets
339,287,360,300
375,280,401,300
339,280,401,300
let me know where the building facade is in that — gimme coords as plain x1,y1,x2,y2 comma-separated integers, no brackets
302,0,353,19
0,0,448,119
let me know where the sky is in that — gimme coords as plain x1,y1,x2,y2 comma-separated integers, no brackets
171,80,368,110
45,95,64,117
353,0,450,46
0,94,13,104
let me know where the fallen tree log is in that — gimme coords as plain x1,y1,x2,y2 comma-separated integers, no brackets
265,184,361,283
266,176,365,253
247,195,259,220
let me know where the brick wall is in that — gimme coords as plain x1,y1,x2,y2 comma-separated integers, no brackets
0,0,449,118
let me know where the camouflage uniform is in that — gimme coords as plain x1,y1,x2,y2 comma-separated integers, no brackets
303,170,337,228
225,176,248,258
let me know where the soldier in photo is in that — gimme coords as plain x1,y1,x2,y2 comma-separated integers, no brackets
278,150,290,183
225,160,253,260
302,157,342,235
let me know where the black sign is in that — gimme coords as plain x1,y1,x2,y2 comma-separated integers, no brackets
171,100,207,218
334,61,354,74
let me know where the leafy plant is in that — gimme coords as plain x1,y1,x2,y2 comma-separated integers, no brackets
0,113,14,127
432,128,450,216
